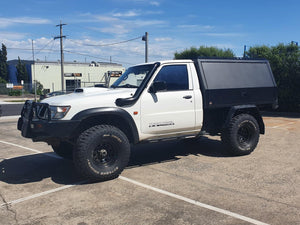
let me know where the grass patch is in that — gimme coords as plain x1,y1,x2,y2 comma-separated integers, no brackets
4,100,26,103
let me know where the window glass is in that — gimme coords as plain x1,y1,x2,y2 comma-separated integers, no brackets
66,79,81,91
154,65,189,91
112,64,155,88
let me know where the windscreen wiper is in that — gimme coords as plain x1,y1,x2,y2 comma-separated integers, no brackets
117,84,138,88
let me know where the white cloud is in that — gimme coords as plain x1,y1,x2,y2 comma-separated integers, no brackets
150,1,160,6
7,37,58,50
112,10,140,17
100,25,130,35
202,32,244,37
177,24,214,31
0,32,28,40
117,0,161,6
155,37,172,42
94,15,119,22
131,19,166,27
0,17,51,28
1,37,59,61
85,12,167,35
144,10,164,15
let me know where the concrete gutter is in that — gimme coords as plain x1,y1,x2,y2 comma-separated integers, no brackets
0,115,19,121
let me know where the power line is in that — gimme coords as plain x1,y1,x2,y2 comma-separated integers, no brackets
6,38,140,65
7,46,58,52
35,39,55,55
24,39,56,60
45,39,57,61
64,50,134,65
68,36,142,47
64,50,108,60
7,47,135,65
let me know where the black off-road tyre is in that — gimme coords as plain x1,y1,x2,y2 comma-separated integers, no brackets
73,125,130,181
51,141,74,159
221,114,260,156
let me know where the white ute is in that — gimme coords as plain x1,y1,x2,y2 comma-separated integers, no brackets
18,59,278,181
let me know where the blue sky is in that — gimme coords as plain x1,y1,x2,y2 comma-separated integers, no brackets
1,0,299,67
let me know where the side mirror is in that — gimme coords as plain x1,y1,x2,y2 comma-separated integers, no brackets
149,81,167,93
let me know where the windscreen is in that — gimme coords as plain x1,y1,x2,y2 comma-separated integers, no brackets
112,64,155,88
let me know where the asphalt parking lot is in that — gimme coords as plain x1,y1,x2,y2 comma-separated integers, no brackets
0,115,299,225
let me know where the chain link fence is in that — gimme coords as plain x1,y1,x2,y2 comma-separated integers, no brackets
0,83,34,96
0,75,118,98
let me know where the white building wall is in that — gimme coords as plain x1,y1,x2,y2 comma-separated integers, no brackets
31,61,125,92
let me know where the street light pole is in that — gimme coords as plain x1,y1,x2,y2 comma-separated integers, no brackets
142,32,148,63
31,40,37,102
243,45,247,58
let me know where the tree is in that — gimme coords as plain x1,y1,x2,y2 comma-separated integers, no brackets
246,43,300,112
16,56,29,84
0,77,6,84
174,46,235,59
0,43,8,82
35,80,44,95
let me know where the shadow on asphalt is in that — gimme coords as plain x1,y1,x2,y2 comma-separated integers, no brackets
261,111,300,118
128,137,231,168
0,154,80,185
0,137,231,185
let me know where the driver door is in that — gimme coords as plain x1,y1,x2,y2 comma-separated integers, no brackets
140,64,196,135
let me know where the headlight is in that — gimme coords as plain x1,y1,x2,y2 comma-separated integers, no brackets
50,106,70,119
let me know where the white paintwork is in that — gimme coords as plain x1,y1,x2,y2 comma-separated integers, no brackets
42,87,136,120
138,62,199,140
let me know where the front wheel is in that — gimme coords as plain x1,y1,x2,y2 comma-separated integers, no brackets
221,114,260,156
51,141,74,159
73,125,130,181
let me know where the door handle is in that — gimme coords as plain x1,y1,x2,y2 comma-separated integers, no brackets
183,95,192,99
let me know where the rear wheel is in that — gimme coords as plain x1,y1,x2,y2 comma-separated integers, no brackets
73,125,130,181
221,114,259,156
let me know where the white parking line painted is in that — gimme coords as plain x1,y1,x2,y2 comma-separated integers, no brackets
119,176,270,225
1,181,86,208
0,140,86,208
271,121,296,128
0,140,61,159
1,139,269,225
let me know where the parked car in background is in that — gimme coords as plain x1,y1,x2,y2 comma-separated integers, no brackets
40,91,69,100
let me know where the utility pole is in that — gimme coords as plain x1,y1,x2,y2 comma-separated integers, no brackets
142,32,148,63
243,45,247,58
54,21,66,91
31,40,37,102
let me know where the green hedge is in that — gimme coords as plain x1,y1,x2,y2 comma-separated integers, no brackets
8,90,22,96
